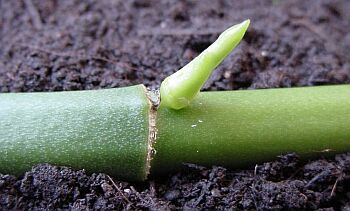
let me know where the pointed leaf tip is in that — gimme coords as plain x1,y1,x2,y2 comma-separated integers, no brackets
160,20,250,110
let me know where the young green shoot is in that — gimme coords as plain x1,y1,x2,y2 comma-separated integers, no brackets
160,19,250,110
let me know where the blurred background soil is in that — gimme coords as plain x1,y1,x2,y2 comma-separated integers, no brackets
1,0,350,210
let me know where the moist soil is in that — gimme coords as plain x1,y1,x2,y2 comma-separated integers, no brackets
1,0,350,210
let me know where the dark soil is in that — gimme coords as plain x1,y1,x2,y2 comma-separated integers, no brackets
0,0,350,210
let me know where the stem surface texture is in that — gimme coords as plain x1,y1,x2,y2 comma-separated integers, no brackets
152,85,350,174
0,85,150,181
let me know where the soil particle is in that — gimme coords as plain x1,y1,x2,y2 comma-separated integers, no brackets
1,0,350,92
1,0,350,210
1,154,350,210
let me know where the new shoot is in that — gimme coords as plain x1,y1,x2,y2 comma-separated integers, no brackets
160,20,250,109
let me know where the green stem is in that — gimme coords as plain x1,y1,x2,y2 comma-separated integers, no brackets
0,85,151,181
1,84,350,180
152,85,350,174
1,21,350,182
160,19,250,110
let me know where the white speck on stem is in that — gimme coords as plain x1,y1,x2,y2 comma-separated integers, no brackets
191,124,197,128
198,120,203,123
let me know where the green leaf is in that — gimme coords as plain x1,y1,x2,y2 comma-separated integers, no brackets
160,19,250,110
